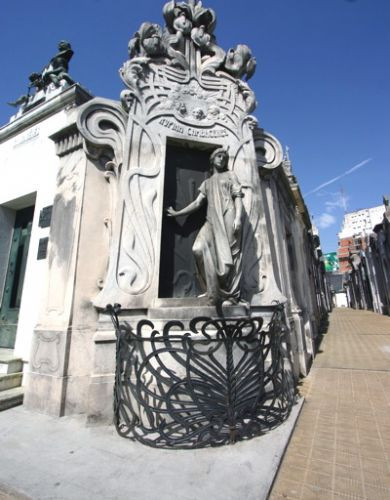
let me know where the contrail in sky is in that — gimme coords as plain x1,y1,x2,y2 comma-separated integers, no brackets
304,158,372,197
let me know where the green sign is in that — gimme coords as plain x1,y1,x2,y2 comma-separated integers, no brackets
324,252,339,272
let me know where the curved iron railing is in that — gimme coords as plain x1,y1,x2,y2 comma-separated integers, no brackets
107,304,295,449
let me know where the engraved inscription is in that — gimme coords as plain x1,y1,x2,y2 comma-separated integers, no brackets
159,119,228,139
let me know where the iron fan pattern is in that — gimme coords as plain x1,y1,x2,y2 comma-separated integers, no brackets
108,304,295,449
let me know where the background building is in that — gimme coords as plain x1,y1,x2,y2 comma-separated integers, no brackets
336,198,390,316
338,205,384,273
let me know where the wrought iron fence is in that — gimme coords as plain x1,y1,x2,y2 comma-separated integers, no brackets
107,304,295,449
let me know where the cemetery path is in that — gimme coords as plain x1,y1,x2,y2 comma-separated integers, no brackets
270,307,390,500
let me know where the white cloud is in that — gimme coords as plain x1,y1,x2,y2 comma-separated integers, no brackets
324,191,349,212
316,213,337,229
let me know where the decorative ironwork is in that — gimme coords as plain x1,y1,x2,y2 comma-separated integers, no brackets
108,304,295,449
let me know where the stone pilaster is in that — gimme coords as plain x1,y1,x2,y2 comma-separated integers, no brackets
24,125,87,415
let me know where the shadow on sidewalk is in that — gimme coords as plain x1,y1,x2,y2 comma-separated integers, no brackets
314,312,330,356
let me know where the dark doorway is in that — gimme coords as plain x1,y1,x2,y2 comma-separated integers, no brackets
0,205,35,348
159,142,214,298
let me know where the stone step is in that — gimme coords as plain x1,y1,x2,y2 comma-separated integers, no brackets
0,372,23,392
0,386,24,411
0,349,23,375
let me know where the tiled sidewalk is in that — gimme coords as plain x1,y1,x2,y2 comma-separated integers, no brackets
270,308,390,500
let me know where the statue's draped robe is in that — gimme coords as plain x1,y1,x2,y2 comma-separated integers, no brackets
194,171,243,303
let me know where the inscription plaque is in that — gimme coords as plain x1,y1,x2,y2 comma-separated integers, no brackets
37,238,49,260
38,206,53,228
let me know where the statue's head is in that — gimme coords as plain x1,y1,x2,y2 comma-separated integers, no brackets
210,147,228,172
29,72,41,83
58,40,72,51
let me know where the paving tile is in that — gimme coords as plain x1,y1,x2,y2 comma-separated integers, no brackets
301,483,333,499
334,463,363,482
283,453,309,470
335,451,361,469
333,476,364,497
271,479,302,498
305,470,333,490
311,446,336,462
358,437,382,449
337,435,359,447
361,457,390,474
279,465,307,483
290,445,312,459
307,459,334,476
357,445,386,460
313,437,336,451
363,483,390,500
332,492,365,500
363,468,390,488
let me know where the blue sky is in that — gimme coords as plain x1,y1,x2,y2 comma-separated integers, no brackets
1,0,389,252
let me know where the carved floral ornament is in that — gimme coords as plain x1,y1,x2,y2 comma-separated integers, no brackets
127,1,256,77
119,0,257,121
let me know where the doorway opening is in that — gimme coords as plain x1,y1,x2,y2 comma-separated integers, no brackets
0,205,35,348
158,140,217,298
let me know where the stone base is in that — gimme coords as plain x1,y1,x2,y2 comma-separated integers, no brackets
23,372,65,416
148,302,249,327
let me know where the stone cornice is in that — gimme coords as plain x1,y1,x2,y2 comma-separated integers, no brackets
0,84,93,143
50,124,83,157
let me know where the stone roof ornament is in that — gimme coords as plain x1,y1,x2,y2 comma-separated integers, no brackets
40,40,74,87
8,40,75,110
120,0,257,120
126,0,255,81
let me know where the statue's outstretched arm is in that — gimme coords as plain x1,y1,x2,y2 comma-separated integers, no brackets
166,193,206,217
233,196,243,233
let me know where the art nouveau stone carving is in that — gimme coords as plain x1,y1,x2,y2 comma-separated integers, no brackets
77,0,279,309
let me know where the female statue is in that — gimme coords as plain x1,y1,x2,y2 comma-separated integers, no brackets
167,148,243,305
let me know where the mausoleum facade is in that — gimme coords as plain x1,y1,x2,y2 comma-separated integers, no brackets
0,1,330,424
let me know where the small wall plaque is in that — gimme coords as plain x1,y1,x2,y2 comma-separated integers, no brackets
37,237,49,260
38,206,53,228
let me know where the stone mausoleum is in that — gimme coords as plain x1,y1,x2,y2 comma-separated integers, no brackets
0,1,330,432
